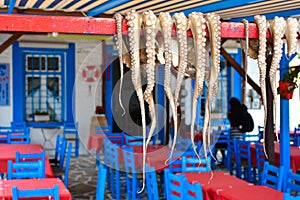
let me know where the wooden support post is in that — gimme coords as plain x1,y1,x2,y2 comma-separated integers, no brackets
0,33,22,54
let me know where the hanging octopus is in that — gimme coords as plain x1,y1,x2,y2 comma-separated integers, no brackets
158,12,178,158
142,10,157,148
269,16,286,141
188,12,207,157
114,13,126,116
254,15,268,148
171,12,188,155
285,17,298,58
202,12,221,163
241,19,249,105
125,10,147,192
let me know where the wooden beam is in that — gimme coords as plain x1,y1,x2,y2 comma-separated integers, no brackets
220,47,262,96
0,33,22,54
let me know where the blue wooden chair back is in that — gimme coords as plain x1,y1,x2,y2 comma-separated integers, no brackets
52,134,67,170
63,122,79,157
164,168,185,200
226,138,239,175
169,151,195,173
261,161,284,191
105,131,125,145
0,126,11,143
7,160,44,180
235,140,252,181
146,165,159,200
63,142,72,187
184,181,203,200
255,143,266,184
15,151,46,178
10,123,30,144
212,129,229,145
182,156,211,172
12,184,59,200
284,170,300,194
284,193,300,199
122,146,137,173
95,125,111,134
293,127,300,146
96,164,107,200
125,134,143,146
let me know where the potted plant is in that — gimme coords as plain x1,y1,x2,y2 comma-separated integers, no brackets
34,110,50,122
278,67,300,99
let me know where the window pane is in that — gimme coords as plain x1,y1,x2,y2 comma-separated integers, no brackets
47,77,59,97
27,56,45,71
47,57,59,71
27,77,40,95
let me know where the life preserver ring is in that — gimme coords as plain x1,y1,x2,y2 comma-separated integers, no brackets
81,66,100,83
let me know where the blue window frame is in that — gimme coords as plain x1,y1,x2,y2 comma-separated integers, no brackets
12,42,75,126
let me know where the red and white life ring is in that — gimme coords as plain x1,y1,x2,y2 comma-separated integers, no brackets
81,66,100,83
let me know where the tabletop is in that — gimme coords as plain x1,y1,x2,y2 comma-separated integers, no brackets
0,178,71,200
183,172,283,200
87,133,106,152
0,144,54,177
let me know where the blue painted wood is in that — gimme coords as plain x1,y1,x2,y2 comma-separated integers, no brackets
50,135,67,170
157,65,165,144
182,156,211,172
7,160,44,180
105,44,113,129
233,49,242,100
164,168,185,200
184,180,203,200
96,164,107,200
87,0,131,16
12,184,59,200
63,142,72,187
63,122,79,157
261,161,284,191
284,170,300,194
66,43,76,123
145,165,159,200
279,47,291,179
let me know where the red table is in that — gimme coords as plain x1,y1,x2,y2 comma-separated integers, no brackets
0,144,54,178
183,172,283,200
0,178,71,200
87,134,106,152
119,145,172,171
251,142,300,173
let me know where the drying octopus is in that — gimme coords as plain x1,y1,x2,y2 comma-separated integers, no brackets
158,12,178,160
285,17,298,57
202,12,221,162
125,10,147,192
142,10,157,148
188,12,207,158
253,15,268,151
269,16,286,141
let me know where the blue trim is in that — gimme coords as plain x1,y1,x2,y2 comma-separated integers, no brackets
279,45,290,177
105,45,113,127
12,42,75,126
181,0,265,15
157,65,165,144
233,49,242,100
66,43,76,124
229,8,300,22
7,0,16,13
87,0,131,16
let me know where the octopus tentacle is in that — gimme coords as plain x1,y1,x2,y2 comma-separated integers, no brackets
285,17,298,58
188,12,207,158
170,12,188,158
114,13,126,116
142,11,157,148
269,16,286,141
241,19,249,105
158,12,178,162
254,15,268,154
125,10,147,192
203,12,221,164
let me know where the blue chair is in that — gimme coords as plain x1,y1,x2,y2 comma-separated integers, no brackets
0,126,11,143
182,156,211,172
53,142,72,187
50,134,67,170
184,180,203,200
105,141,127,200
235,140,253,182
95,125,111,134
7,160,44,180
226,138,239,176
96,164,107,200
12,184,59,200
254,143,266,184
105,131,125,145
125,134,143,146
284,193,300,199
15,151,46,178
169,150,195,173
293,127,300,146
164,168,185,200
284,170,300,195
261,161,284,191
146,165,159,200
123,146,144,200
9,124,30,144
63,122,79,157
